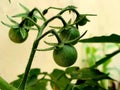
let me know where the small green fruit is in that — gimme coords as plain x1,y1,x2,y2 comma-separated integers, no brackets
60,26,80,45
53,45,77,67
9,28,28,43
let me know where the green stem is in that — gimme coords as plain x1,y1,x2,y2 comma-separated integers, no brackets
18,13,66,90
18,40,39,90
48,7,62,10
58,7,80,17
31,8,46,21
0,76,17,90
36,15,67,40
38,29,62,44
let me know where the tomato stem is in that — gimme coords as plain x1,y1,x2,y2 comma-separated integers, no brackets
31,8,47,21
18,40,39,90
38,29,62,44
18,9,67,90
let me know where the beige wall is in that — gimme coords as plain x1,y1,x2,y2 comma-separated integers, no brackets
0,0,120,82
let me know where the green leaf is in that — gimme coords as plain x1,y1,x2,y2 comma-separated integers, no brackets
26,79,48,90
91,49,120,68
10,68,40,88
50,69,71,90
65,66,80,75
74,80,105,90
66,68,111,81
79,34,120,43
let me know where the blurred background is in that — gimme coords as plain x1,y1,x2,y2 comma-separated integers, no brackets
0,0,120,83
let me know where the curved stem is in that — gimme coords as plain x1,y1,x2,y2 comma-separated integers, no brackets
18,30,62,90
18,40,39,90
58,7,80,17
36,15,67,40
48,7,62,10
19,16,41,32
18,13,66,90
31,8,46,21
38,29,62,44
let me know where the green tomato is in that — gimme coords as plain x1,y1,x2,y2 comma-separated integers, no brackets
60,26,80,45
53,45,77,67
9,28,28,43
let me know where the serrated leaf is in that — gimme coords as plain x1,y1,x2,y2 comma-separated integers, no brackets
79,34,120,43
50,69,71,90
67,68,111,81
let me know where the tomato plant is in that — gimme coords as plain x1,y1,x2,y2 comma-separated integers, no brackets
1,2,120,90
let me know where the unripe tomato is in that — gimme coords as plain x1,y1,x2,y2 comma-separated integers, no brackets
60,26,80,45
53,45,77,67
9,28,28,43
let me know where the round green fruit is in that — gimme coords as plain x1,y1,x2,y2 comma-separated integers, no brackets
60,26,80,45
53,45,77,67
9,28,28,43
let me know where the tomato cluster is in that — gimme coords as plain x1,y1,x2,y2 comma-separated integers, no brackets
53,25,81,67
6,5,90,67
